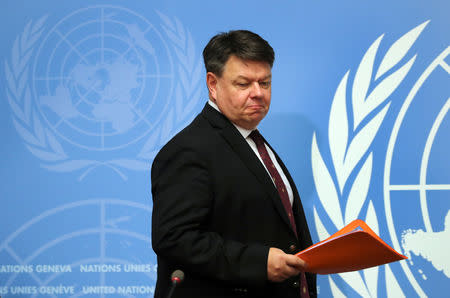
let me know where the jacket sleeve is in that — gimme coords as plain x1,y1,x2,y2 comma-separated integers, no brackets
151,141,269,285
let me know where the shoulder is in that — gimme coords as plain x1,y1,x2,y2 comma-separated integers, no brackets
151,112,216,170
151,103,240,174
159,113,212,153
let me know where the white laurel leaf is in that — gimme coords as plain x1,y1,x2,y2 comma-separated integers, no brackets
23,87,32,123
163,27,182,48
166,19,202,123
178,64,190,96
17,68,28,99
342,103,390,184
191,59,203,86
312,133,343,228
31,15,48,36
42,160,98,172
32,111,46,146
175,84,183,120
365,199,379,235
376,20,429,79
352,35,384,129
174,18,186,45
18,50,33,75
27,29,45,49
313,206,330,240
21,21,32,52
344,153,373,225
329,71,349,193
363,266,378,298
183,87,201,119
361,56,416,123
186,31,195,71
12,37,20,75
385,264,406,298
329,276,346,298
363,200,379,297
4,61,17,99
174,47,187,70
156,11,176,32
7,92,26,123
109,159,150,170
25,145,65,162
46,129,66,157
338,271,370,297
13,119,40,146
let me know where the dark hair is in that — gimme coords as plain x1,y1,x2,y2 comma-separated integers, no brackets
202,30,275,76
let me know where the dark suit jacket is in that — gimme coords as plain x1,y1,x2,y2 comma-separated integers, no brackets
151,103,316,298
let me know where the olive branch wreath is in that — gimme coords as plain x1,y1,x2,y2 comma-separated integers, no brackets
311,21,429,297
4,11,203,181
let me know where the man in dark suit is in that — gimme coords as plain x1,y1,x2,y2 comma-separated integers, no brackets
151,30,316,298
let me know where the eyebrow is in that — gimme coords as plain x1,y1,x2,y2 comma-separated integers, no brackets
235,74,272,81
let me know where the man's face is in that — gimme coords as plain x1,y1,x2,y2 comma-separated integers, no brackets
207,55,272,130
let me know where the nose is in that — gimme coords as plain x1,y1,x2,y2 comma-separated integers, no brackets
249,82,263,98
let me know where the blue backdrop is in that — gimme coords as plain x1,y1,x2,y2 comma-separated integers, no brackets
1,1,448,297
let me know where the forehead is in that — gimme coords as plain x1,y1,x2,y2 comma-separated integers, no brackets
222,55,271,78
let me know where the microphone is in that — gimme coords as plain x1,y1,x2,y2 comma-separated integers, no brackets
166,269,184,298
171,269,184,283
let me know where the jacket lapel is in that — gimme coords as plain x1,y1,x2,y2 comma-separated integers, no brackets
201,104,296,236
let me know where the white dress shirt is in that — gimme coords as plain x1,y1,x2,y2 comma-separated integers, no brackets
208,100,294,206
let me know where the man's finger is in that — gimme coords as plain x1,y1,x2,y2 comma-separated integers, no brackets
285,255,308,271
285,264,301,276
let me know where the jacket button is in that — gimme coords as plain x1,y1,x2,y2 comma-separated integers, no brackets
289,244,297,252
292,281,300,288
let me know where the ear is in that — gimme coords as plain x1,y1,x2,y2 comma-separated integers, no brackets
206,72,218,100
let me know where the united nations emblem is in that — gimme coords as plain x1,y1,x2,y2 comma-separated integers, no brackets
310,20,449,297
5,6,203,180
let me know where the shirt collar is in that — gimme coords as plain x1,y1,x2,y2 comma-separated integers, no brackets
208,100,255,138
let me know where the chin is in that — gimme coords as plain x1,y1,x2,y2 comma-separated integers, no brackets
247,117,265,128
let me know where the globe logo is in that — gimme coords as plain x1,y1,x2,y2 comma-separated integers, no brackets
0,199,156,296
5,6,202,177
309,21,431,297
384,47,450,297
32,6,174,151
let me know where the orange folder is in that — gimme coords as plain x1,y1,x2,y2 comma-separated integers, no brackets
296,219,407,274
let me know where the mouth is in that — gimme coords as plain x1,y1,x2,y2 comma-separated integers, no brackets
247,104,265,110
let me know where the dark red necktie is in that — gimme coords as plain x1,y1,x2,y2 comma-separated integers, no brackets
249,130,310,298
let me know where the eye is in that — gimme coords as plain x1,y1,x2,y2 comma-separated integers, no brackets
236,82,250,88
259,81,271,88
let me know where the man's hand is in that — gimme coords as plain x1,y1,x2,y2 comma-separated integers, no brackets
267,247,308,282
